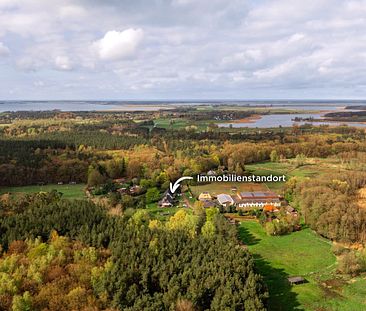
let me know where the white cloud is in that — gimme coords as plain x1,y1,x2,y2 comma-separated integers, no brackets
59,5,87,20
16,57,40,71
1,0,366,99
0,42,10,56
54,55,72,71
93,29,144,61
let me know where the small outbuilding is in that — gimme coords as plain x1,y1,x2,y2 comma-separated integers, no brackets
207,170,217,176
263,204,279,213
287,276,306,285
198,192,212,201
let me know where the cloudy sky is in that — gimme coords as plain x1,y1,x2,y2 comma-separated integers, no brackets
0,0,366,100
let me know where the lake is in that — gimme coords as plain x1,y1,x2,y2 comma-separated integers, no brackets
219,113,366,128
2,100,366,128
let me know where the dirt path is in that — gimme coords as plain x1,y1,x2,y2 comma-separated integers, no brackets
182,192,193,208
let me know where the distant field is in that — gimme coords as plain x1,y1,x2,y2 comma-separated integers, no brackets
153,118,216,131
0,184,86,199
154,118,190,129
239,220,366,310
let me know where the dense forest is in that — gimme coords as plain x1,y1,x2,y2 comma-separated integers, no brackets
1,119,366,187
287,168,366,244
0,192,267,310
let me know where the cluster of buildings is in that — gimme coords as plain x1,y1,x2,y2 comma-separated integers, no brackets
199,190,283,212
157,184,286,214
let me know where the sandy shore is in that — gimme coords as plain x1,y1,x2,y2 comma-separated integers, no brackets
105,104,176,111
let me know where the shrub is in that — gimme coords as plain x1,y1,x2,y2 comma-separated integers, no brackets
338,251,362,275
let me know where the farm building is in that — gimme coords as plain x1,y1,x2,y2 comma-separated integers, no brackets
217,194,234,207
158,190,175,208
288,276,306,285
263,204,279,213
235,191,281,211
198,192,212,201
202,200,216,208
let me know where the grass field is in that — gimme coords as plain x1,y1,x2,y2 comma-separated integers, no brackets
0,184,86,199
244,159,333,192
190,182,268,197
190,160,328,197
246,158,345,179
239,220,366,310
153,118,213,131
146,203,190,221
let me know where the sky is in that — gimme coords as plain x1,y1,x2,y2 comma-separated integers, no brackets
0,0,366,100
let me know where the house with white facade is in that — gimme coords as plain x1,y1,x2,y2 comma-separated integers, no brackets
235,191,281,211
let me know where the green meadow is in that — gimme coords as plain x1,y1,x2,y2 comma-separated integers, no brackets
0,184,86,199
245,159,338,191
239,220,366,310
145,202,191,221
153,118,217,131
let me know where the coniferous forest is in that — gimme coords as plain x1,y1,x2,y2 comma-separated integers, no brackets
0,192,267,310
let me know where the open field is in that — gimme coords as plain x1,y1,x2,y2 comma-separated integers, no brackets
190,160,323,196
246,157,349,178
246,161,319,178
153,118,214,131
190,182,268,197
239,220,366,310
245,158,345,191
0,184,86,199
154,118,190,129
146,203,190,221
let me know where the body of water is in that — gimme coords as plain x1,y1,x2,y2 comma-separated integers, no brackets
219,113,366,128
2,100,366,128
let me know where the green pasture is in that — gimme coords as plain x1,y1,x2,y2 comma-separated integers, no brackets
239,220,366,310
0,184,86,199
190,182,268,197
153,118,217,131
145,202,189,221
190,160,321,196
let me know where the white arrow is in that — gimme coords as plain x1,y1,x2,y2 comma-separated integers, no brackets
169,176,193,194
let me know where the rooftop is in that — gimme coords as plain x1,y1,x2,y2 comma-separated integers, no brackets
287,276,306,285
239,191,279,199
217,194,234,205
